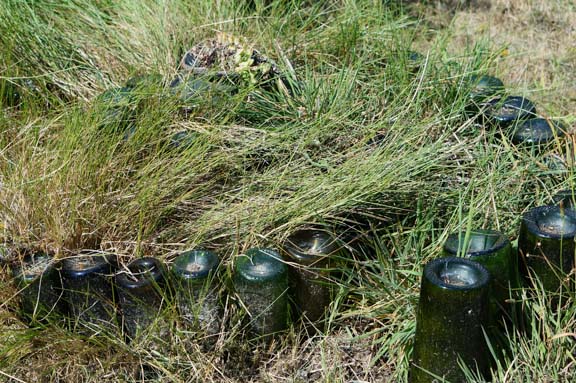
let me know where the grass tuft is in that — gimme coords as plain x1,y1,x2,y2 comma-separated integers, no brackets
1,0,575,381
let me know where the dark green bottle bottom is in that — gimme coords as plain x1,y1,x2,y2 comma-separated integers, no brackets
410,257,491,383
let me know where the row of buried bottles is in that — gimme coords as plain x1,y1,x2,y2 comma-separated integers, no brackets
466,73,567,150
2,53,568,152
409,190,576,383
110,70,569,152
68,61,572,152
4,229,340,341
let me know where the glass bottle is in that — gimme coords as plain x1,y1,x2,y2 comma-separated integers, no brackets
11,252,64,324
410,257,491,383
0,78,20,107
511,118,566,149
518,205,576,292
483,96,536,128
443,229,514,314
171,250,221,339
282,229,338,322
467,74,504,112
234,248,288,338
61,252,118,333
553,189,576,210
96,87,136,132
116,257,167,340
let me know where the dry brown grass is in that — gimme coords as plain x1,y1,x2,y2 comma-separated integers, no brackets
2,1,576,382
416,0,576,115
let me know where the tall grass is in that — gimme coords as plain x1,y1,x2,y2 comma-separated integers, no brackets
1,0,575,381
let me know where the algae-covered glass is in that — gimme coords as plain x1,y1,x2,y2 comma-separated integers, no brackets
171,250,221,338
116,257,167,340
234,248,288,338
12,252,64,323
61,252,118,333
410,257,491,383
443,229,514,314
282,229,338,322
483,96,536,128
518,206,576,292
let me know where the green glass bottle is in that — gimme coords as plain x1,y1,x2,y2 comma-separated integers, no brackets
116,257,167,340
0,79,21,107
483,96,537,128
0,244,11,266
169,74,235,113
171,250,221,339
443,229,514,314
11,252,64,324
282,229,338,322
518,206,576,292
125,73,164,90
466,74,504,112
511,118,566,150
234,248,288,338
96,87,136,133
410,257,491,383
61,252,118,333
168,130,199,150
407,51,424,73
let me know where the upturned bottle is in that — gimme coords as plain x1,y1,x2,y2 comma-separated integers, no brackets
97,87,136,132
171,250,221,339
518,205,576,292
410,257,491,383
511,118,566,150
553,189,576,210
443,229,515,314
234,248,288,338
0,79,21,107
466,74,504,112
61,252,118,333
483,96,536,128
282,229,338,322
116,257,167,340
11,252,64,324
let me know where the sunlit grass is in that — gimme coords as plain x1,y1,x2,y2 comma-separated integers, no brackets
1,0,575,382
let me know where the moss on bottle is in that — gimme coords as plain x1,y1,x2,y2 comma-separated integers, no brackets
61,252,118,334
410,257,491,383
234,248,288,338
116,257,167,340
518,206,576,292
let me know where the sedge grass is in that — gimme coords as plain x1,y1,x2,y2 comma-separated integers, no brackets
1,0,576,381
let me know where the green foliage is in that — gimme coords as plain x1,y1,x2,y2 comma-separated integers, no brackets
1,0,575,382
